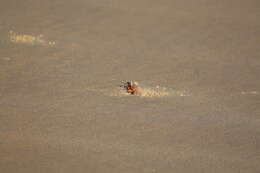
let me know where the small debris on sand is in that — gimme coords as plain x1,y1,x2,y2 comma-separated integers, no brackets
8,30,55,46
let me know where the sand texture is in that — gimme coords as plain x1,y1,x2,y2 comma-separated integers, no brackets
1,0,260,173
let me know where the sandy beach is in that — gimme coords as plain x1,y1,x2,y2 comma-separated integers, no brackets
1,0,260,172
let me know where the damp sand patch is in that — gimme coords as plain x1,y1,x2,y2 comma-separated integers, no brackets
9,30,55,46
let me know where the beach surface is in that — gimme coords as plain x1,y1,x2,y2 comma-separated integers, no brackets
1,0,260,172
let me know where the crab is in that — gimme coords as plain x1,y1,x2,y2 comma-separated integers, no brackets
120,81,140,95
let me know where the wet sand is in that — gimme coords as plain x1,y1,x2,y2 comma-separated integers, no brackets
1,0,260,172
